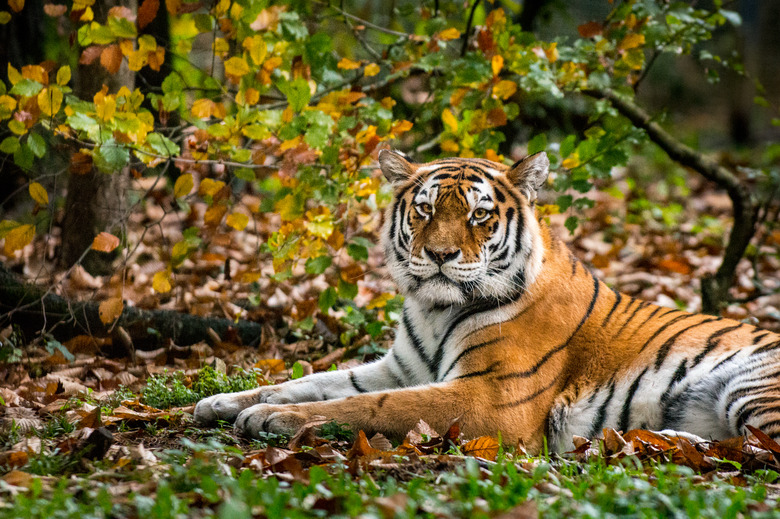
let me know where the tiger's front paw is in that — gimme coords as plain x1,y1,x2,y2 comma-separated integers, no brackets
234,403,309,438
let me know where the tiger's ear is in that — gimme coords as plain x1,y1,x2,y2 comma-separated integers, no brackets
378,149,415,184
506,152,549,203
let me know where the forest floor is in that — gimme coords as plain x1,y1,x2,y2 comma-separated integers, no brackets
1,160,780,517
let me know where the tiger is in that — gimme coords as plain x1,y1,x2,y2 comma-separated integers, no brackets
194,149,780,453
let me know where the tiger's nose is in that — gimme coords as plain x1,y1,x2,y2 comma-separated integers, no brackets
424,247,460,266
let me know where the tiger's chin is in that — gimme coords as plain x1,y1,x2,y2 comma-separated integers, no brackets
411,275,472,306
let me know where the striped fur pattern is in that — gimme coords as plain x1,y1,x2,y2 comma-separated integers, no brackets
194,150,780,453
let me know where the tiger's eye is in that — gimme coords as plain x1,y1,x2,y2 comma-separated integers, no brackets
418,203,433,215
473,208,489,220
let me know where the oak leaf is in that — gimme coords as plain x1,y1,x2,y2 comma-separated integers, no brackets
463,436,499,461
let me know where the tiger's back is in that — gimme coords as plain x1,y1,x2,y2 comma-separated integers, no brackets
195,150,780,453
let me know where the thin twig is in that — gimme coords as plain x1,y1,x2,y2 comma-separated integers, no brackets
461,0,482,57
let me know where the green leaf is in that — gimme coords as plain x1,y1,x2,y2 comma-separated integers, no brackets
277,78,311,112
13,143,33,169
234,168,255,182
108,16,137,38
347,243,368,262
564,215,579,234
94,139,130,173
366,321,383,338
318,286,337,313
146,132,181,157
559,135,577,159
161,74,185,94
27,133,46,158
556,195,573,212
291,361,304,379
10,79,43,97
305,255,332,275
0,136,20,154
337,279,358,300
527,133,547,155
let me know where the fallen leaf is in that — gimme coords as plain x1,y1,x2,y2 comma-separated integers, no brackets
463,436,500,461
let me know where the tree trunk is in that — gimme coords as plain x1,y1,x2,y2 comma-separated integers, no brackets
59,0,137,275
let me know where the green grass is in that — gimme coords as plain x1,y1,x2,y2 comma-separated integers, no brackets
141,366,262,409
4,439,780,519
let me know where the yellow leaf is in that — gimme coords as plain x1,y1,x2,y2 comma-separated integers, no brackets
226,212,249,231
442,108,458,133
7,64,21,85
0,12,10,24
152,270,171,293
173,173,193,197
364,63,380,77
337,57,361,70
37,86,63,117
199,178,226,197
544,42,559,63
241,270,262,283
438,27,460,41
244,87,259,105
28,182,48,205
80,6,93,21
0,94,17,115
254,358,285,374
243,36,267,65
618,33,645,51
440,139,459,152
4,223,34,255
191,98,215,118
98,297,123,324
224,56,250,77
279,135,302,151
492,80,517,100
56,65,71,86
562,153,580,169
91,231,120,252
621,48,645,70
491,55,504,77
366,293,393,310
8,0,23,13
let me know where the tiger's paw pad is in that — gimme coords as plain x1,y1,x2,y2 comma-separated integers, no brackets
234,404,308,438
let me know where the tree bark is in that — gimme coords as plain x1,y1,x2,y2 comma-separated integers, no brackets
59,0,137,275
582,88,757,314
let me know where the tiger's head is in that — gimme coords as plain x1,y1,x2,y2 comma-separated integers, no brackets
379,150,550,306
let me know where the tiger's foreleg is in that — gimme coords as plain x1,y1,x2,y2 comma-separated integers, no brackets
233,379,545,450
194,357,403,424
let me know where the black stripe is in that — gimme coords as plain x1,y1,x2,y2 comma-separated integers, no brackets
384,363,406,388
660,359,688,404
733,395,779,429
654,318,717,370
440,337,502,380
402,310,436,376
456,361,500,380
690,324,743,368
349,372,368,393
753,332,770,345
391,349,415,383
618,368,648,433
493,378,557,409
710,350,740,372
497,276,600,381
613,301,651,339
637,313,701,354
754,339,780,355
570,254,578,277
752,419,780,434
737,402,780,431
601,288,622,327
588,379,617,438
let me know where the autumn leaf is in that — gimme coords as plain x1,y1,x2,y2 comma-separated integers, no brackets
492,80,517,100
91,232,120,253
55,65,71,86
79,45,102,66
37,86,63,117
491,55,504,77
100,44,123,75
28,182,48,205
43,4,68,17
364,63,380,77
226,212,249,231
347,430,379,460
463,436,499,461
224,56,250,77
8,0,24,13
4,223,34,255
618,33,645,51
173,173,193,198
438,27,460,41
577,21,602,38
337,57,361,70
442,108,458,133
98,297,124,324
199,178,226,197
137,0,159,29
254,358,285,374
152,270,172,293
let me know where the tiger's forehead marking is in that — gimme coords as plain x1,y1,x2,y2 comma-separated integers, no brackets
413,162,499,209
